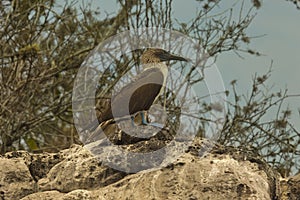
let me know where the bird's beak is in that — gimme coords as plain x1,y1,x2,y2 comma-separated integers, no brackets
168,54,188,62
159,52,188,62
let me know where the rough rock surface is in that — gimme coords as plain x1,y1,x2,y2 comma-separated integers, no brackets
0,136,287,200
0,155,36,200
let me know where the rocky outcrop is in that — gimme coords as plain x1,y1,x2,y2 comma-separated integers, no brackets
0,154,36,200
0,135,288,200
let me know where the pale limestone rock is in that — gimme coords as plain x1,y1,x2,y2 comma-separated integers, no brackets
0,157,36,199
0,140,283,200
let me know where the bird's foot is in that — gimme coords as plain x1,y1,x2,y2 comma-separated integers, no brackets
140,112,148,125
140,112,164,128
147,122,164,129
130,116,136,127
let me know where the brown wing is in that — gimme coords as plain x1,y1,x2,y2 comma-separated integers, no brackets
84,68,164,132
109,67,164,118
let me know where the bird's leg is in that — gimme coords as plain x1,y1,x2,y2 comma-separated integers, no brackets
149,122,164,128
140,111,164,128
140,111,148,125
130,116,136,127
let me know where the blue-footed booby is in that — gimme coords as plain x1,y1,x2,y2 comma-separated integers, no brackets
86,48,187,131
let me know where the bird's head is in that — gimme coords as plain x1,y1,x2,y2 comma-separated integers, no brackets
141,48,187,64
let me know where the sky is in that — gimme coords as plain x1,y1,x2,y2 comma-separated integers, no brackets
170,0,300,94
216,1,300,127
59,0,300,127
216,1,300,92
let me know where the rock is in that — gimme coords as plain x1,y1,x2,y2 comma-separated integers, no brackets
37,145,127,192
90,152,273,200
0,156,36,200
21,190,63,200
0,137,283,200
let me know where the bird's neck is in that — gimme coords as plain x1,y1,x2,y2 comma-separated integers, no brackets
143,62,168,82
143,63,168,103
